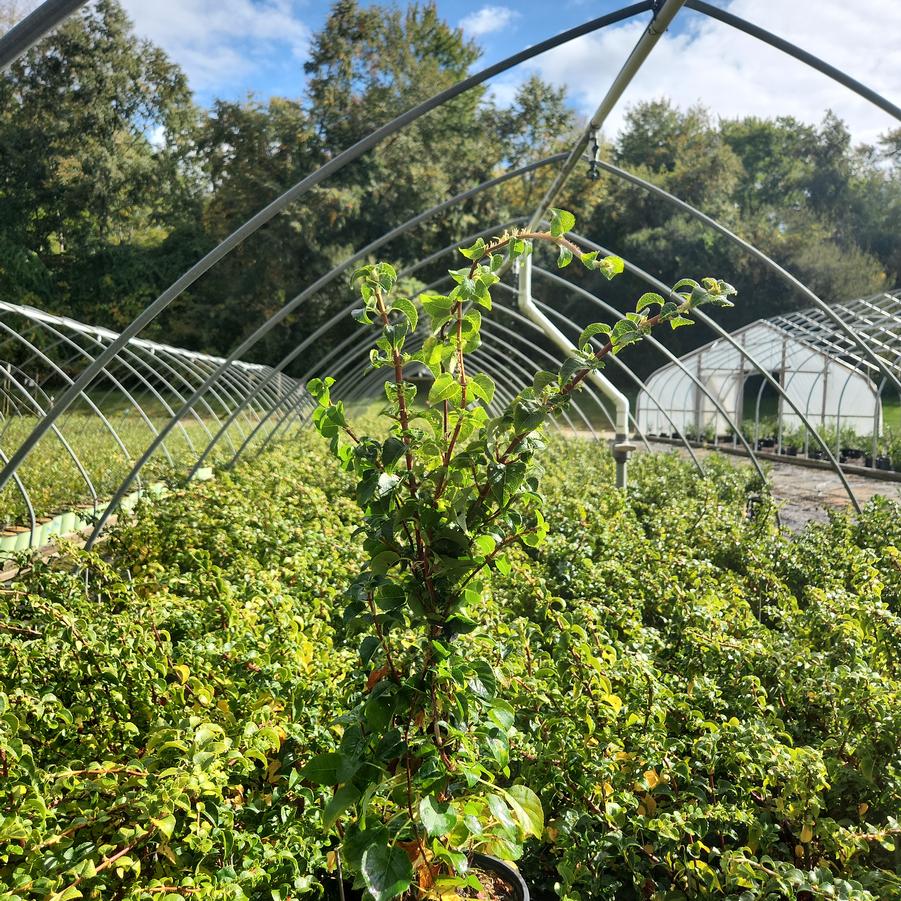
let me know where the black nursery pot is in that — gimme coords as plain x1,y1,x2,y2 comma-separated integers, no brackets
786,446,798,456
321,854,530,900
470,853,530,901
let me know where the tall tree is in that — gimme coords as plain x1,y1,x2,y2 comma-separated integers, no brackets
0,0,202,326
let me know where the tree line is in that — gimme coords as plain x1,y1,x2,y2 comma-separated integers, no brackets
1,0,899,381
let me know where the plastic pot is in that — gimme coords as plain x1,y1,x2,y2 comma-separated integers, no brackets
469,853,530,901
785,446,798,456
323,854,530,901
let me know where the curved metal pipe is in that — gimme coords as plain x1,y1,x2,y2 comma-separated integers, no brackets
176,163,564,479
571,231,862,512
533,265,750,478
0,448,37,544
218,221,533,468
686,0,901,121
0,320,133,465
0,0,86,68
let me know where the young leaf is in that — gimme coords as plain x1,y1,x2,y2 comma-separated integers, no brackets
557,245,573,269
549,208,576,238
532,370,557,393
151,813,177,840
577,322,612,352
429,372,463,406
669,315,694,329
469,372,495,406
390,297,418,333
307,376,335,407
421,294,455,324
375,262,397,292
635,292,664,314
597,255,624,280
472,534,496,556
458,237,487,260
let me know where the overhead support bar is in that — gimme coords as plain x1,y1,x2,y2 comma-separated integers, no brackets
0,4,655,503
686,0,901,122
594,159,901,396
527,0,687,231
0,0,85,69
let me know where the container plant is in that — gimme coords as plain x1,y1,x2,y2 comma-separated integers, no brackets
303,211,736,900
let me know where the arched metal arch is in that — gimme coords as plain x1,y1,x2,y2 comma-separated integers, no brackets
5,0,898,502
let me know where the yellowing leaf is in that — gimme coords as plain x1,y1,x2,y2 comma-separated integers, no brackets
800,824,813,843
172,664,190,684
151,813,177,840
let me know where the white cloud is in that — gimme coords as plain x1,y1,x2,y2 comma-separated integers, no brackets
461,5,519,40
120,0,309,94
519,0,901,146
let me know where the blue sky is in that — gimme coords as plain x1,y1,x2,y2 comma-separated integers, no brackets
117,0,900,146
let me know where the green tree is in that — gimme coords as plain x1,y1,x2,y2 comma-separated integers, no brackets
184,0,574,365
0,0,203,326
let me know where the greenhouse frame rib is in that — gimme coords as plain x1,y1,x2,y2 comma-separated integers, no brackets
0,0,896,545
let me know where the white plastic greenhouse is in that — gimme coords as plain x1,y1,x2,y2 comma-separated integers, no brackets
637,289,901,441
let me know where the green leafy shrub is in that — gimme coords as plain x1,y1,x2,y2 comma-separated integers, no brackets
0,430,899,900
303,214,737,898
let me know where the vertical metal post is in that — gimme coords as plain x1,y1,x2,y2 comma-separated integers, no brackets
516,255,633,488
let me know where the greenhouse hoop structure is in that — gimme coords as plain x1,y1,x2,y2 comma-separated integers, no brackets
638,289,901,451
0,0,899,550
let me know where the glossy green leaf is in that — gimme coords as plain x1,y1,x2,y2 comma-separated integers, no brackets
419,796,458,837
361,843,414,901
468,372,495,406
300,752,359,786
429,372,463,406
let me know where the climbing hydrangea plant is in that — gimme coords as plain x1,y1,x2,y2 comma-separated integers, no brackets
305,210,736,900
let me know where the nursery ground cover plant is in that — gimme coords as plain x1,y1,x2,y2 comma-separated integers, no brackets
0,429,899,899
0,412,237,528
